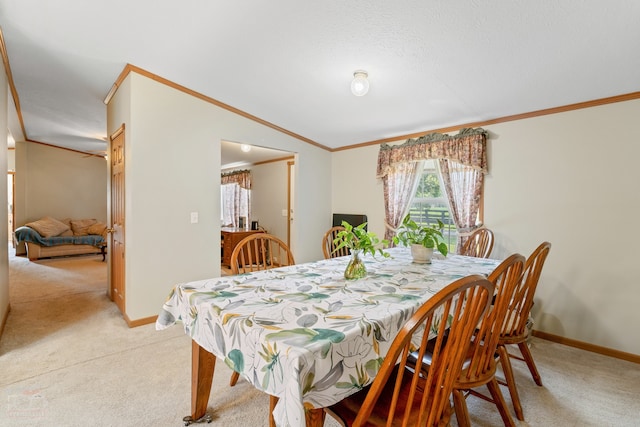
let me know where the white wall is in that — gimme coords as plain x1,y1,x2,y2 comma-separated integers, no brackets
108,72,220,321
332,99,640,356
14,143,107,225
107,72,332,321
7,148,14,170
332,146,386,237
251,159,291,243
485,100,640,355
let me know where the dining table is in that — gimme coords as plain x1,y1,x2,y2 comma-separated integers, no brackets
155,246,501,427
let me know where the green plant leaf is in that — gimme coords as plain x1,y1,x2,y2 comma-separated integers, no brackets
393,214,448,257
333,221,390,258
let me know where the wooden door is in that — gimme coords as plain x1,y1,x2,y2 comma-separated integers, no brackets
109,125,126,314
287,160,294,249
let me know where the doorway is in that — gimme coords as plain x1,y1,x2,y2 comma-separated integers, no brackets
220,141,296,254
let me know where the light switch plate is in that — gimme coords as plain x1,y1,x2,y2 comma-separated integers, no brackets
190,212,198,223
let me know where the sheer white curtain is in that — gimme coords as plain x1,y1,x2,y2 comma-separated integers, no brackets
382,161,423,243
438,159,484,251
221,169,251,228
221,183,251,227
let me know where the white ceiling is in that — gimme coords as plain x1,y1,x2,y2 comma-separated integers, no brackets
2,1,639,158
221,141,294,170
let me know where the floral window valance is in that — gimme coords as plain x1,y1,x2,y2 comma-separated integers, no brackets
376,128,489,178
221,169,251,190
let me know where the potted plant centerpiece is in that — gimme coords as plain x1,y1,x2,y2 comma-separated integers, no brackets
333,221,390,280
393,214,448,263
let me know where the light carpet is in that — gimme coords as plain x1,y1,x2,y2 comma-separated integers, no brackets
1,248,639,426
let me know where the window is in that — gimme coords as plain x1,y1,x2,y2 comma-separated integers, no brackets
408,160,458,253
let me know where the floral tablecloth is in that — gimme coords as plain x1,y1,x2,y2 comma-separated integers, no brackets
156,247,500,427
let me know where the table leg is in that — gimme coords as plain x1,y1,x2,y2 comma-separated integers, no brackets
269,395,325,427
190,340,216,420
269,396,278,427
305,407,326,427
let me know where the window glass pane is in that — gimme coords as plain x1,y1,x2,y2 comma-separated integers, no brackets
409,160,458,253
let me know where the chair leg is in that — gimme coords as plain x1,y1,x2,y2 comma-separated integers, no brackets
486,378,516,427
229,371,240,386
452,389,471,427
498,345,525,421
518,341,542,386
269,396,279,427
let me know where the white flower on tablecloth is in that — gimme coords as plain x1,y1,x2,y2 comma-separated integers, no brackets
335,335,372,368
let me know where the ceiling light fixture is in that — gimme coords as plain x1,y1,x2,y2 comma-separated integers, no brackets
350,70,369,96
240,144,252,153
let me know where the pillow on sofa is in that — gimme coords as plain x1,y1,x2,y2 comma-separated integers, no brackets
25,216,70,238
87,222,107,236
57,218,74,236
71,219,97,236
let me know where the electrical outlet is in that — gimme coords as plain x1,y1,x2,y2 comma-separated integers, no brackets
190,212,198,224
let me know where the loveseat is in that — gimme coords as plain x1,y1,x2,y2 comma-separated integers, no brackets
14,216,107,261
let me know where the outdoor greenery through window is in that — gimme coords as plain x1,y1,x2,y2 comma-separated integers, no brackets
408,160,458,253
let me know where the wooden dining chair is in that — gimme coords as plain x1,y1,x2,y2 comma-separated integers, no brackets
451,253,525,427
228,233,295,389
496,242,552,421
411,254,525,426
229,233,295,275
323,275,495,427
459,227,494,258
322,225,348,259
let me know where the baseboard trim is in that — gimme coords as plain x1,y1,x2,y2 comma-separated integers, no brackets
0,303,10,340
533,330,640,364
124,314,158,328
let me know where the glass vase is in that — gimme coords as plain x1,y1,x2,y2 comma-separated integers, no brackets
344,250,367,280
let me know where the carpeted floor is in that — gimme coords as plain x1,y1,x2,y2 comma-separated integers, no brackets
1,246,639,426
